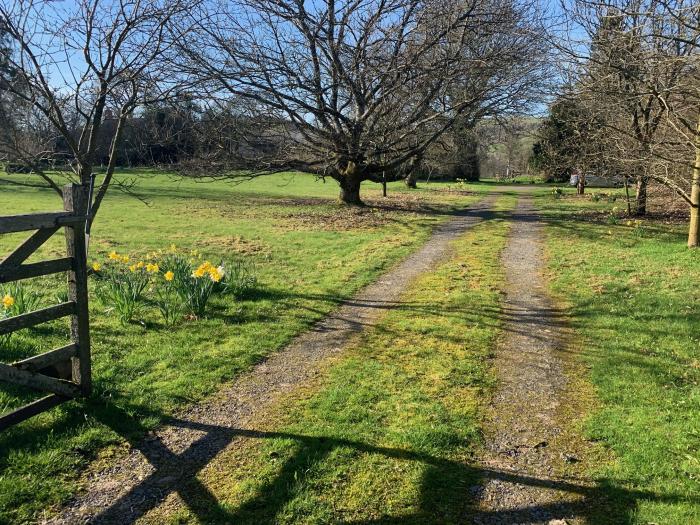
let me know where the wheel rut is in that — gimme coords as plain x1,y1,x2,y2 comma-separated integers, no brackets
48,194,499,525
470,195,594,525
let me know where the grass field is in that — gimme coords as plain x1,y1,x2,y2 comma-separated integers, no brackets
538,189,700,524
2,173,698,524
142,195,516,524
0,172,479,523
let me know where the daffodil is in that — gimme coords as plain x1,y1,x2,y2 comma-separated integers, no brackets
121,255,130,264
136,261,145,269
92,262,102,272
164,271,175,281
193,261,214,278
169,243,177,253
108,251,119,260
129,264,138,273
2,294,14,309
209,267,223,282
146,263,160,273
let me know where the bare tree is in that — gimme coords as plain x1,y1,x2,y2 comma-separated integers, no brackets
176,0,549,204
0,0,192,222
557,0,700,245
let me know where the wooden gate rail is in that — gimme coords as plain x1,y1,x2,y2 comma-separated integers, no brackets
0,184,91,430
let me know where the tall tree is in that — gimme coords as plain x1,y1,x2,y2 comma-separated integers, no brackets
177,0,548,204
0,0,192,222
559,0,700,244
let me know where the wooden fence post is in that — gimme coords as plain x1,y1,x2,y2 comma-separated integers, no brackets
63,184,91,396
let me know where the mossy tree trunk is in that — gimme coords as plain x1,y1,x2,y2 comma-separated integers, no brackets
338,161,365,205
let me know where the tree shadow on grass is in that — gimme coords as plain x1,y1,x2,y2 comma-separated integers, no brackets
82,413,693,525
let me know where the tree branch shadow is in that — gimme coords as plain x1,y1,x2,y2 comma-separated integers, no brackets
85,413,694,525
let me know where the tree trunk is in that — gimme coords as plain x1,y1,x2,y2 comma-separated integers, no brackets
689,147,700,248
635,176,648,216
337,161,365,205
382,171,387,197
404,155,421,189
577,173,585,195
404,170,417,189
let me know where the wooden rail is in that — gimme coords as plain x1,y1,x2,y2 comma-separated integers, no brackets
0,184,91,431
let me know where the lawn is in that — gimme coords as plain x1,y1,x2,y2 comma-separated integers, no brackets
538,189,700,524
0,172,479,523
140,195,516,524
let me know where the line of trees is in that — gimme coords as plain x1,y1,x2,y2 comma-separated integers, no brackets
533,0,700,247
1,0,550,209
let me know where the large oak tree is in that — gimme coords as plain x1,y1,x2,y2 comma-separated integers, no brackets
177,0,548,204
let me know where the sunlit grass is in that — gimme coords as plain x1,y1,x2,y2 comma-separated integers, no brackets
539,189,700,524
142,196,516,524
0,171,479,523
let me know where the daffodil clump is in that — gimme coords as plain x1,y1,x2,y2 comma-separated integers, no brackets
93,245,255,324
626,218,645,237
157,251,228,319
0,283,39,319
1,283,41,342
94,251,152,324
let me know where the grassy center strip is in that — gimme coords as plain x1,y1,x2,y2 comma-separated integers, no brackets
143,195,517,524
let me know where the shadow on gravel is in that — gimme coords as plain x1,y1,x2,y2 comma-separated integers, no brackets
86,414,695,525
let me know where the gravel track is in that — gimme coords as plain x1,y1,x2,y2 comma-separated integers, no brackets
47,195,498,525
470,195,592,525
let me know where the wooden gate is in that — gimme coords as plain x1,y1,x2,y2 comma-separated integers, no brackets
0,184,91,430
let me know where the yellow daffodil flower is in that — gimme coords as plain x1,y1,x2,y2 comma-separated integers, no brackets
92,262,101,272
108,251,119,260
209,267,223,282
164,271,174,281
2,294,14,309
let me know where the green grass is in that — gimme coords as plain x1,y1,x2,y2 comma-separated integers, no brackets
538,189,700,524
0,172,479,523
141,195,515,524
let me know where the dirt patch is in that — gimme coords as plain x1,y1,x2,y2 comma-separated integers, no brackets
469,196,598,525
209,192,474,232
198,235,271,255
46,195,498,525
